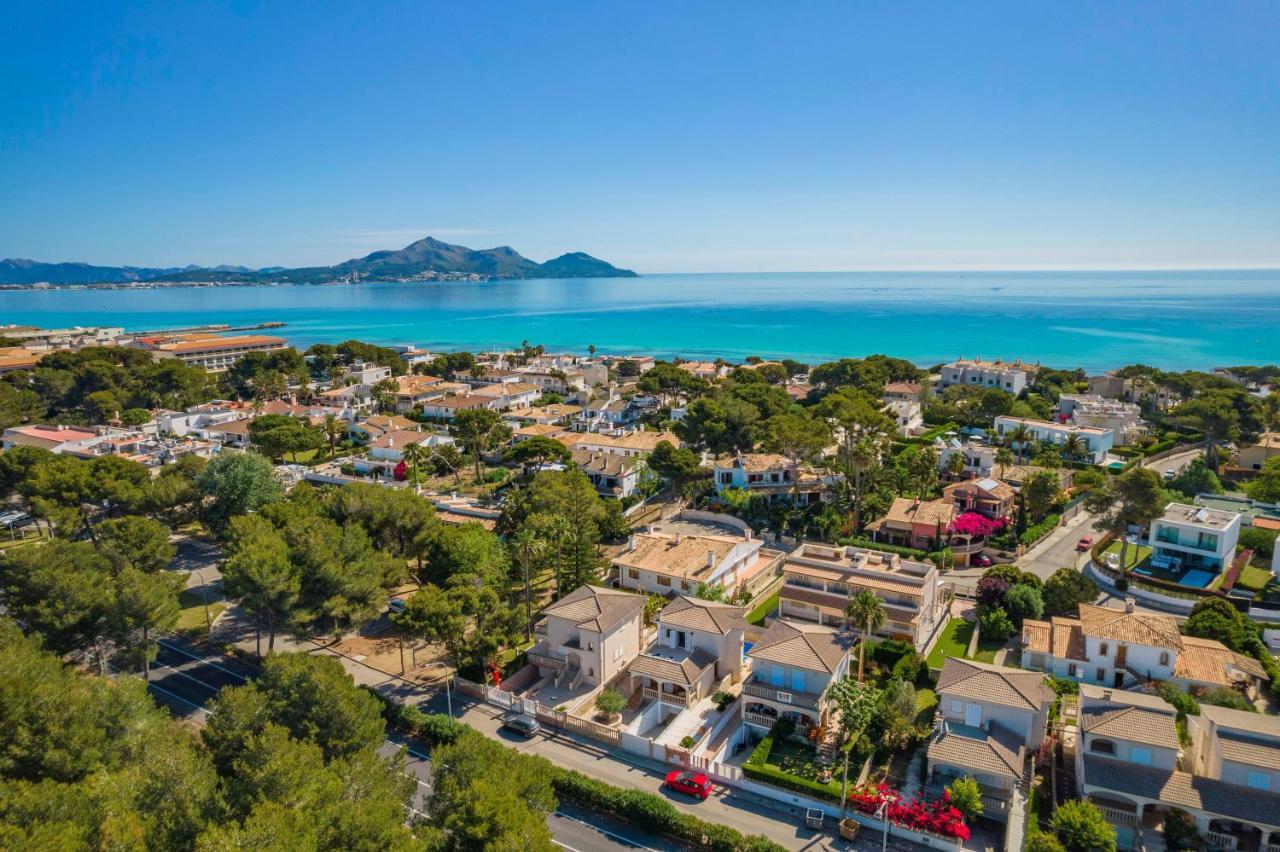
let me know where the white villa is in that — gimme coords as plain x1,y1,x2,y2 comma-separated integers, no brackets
939,358,1037,395
528,585,646,691
741,620,852,740
992,415,1115,464
612,530,780,598
1150,503,1243,573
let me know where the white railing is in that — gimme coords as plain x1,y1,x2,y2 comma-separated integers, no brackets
744,711,777,727
1098,807,1138,826
641,685,689,707
527,649,566,670
1207,831,1238,850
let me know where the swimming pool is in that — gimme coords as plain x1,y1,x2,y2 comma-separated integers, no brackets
1180,569,1216,589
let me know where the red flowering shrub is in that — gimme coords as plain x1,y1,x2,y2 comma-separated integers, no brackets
847,783,970,842
393,460,408,481
951,512,1006,539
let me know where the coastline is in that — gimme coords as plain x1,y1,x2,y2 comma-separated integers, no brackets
3,270,1278,372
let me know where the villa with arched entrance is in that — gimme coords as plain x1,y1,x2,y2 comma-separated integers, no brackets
740,620,851,752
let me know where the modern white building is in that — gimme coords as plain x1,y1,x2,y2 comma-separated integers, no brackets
936,436,998,479
938,358,1037,395
1056,394,1148,446
992,415,1114,464
1149,502,1242,572
884,399,924,437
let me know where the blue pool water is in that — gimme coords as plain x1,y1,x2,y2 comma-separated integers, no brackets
2,269,1279,370
1179,569,1216,589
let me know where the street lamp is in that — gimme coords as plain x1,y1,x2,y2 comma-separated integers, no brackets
192,569,214,633
877,799,889,852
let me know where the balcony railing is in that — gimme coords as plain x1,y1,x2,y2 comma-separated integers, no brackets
527,646,566,670
744,711,778,727
1097,806,1138,827
742,680,824,711
641,685,690,707
1207,832,1239,850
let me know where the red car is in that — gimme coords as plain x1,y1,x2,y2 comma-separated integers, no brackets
971,554,992,568
664,770,712,800
1076,535,1093,552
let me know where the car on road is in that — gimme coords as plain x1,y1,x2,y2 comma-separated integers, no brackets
664,769,712,800
500,712,542,738
1075,535,1093,552
1163,469,1177,481
388,598,406,614
970,554,992,568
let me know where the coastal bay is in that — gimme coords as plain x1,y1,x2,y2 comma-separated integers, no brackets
3,269,1278,371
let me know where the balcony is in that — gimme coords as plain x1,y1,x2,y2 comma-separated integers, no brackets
641,685,691,707
527,645,567,671
744,711,778,727
742,679,824,711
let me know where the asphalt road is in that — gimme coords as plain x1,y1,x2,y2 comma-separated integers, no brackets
136,635,675,852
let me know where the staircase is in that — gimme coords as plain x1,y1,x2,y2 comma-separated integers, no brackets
625,688,648,711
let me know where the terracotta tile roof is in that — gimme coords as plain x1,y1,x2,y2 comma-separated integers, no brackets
1172,635,1241,687
936,658,1055,711
541,584,644,633
571,449,639,478
866,496,957,531
883,382,922,395
1081,755,1280,828
612,532,744,580
927,721,1025,778
942,477,1017,503
1022,620,1051,655
1050,617,1087,660
369,429,432,451
357,414,418,433
206,417,253,435
716,453,791,472
156,334,285,354
659,596,747,635
435,510,497,530
515,423,569,439
748,620,850,674
1078,604,1183,649
571,430,681,454
1251,516,1280,532
629,647,717,686
1199,703,1280,739
1081,704,1180,750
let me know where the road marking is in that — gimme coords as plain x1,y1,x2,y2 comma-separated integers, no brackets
551,810,660,850
156,639,255,680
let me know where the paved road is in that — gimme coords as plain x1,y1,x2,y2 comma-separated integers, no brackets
135,635,678,852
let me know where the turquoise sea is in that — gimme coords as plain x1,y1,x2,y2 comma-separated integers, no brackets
2,270,1278,371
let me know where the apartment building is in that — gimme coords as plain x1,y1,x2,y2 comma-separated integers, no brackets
612,530,779,598
777,543,946,650
741,620,851,737
136,333,287,372
992,415,1115,464
1150,503,1242,573
938,358,1037,395
1057,394,1148,446
1077,686,1280,851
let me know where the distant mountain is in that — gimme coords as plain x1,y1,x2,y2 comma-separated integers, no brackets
0,258,188,284
0,236,636,285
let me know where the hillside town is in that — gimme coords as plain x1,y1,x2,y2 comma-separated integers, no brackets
4,324,1280,852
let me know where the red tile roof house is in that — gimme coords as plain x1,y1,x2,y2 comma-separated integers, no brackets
2,424,99,452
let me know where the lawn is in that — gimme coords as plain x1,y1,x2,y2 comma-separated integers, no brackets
1103,540,1152,571
765,738,844,797
746,590,779,626
1236,564,1274,594
914,687,939,725
175,588,227,636
926,618,999,668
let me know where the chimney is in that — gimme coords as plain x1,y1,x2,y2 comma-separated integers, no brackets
1124,598,1136,613
674,532,682,545
707,550,716,568
627,535,636,552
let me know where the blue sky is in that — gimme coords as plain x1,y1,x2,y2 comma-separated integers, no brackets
2,1,1277,272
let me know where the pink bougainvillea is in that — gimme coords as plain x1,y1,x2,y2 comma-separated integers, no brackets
393,460,408,481
950,511,1006,539
847,783,971,842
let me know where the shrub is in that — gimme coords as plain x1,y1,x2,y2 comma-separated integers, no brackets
891,652,928,684
1027,834,1068,852
871,638,914,668
680,734,696,749
1240,526,1277,558
1163,808,1205,852
1155,681,1201,720
978,606,1015,641
1021,514,1061,546
1047,676,1079,696
712,689,734,712
947,776,984,820
1003,583,1045,625
1198,686,1255,713
741,760,841,801
1052,800,1117,852
595,687,625,716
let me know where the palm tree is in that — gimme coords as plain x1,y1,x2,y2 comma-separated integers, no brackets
995,446,1014,480
945,451,967,481
1008,424,1032,463
511,529,546,641
402,442,427,487
845,590,887,683
1061,434,1085,467
849,436,882,534
322,413,344,459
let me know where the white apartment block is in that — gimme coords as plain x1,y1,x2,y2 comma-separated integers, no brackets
993,415,1114,463
938,358,1036,395
1057,394,1148,446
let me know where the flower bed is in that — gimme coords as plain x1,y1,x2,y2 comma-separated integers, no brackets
847,782,971,841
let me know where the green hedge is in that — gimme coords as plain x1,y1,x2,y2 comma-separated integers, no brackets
1020,514,1061,547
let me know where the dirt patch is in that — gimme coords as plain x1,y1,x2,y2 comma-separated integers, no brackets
326,628,450,685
